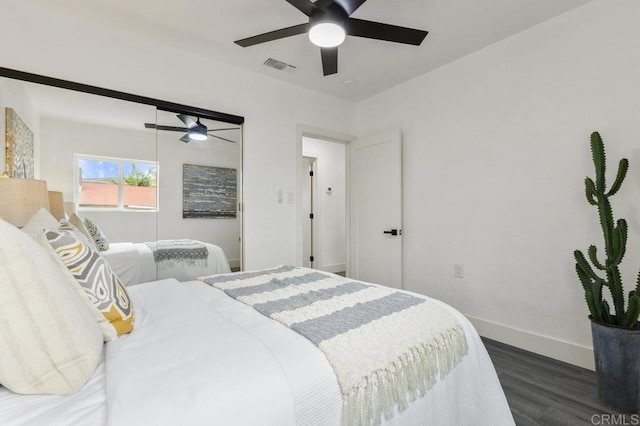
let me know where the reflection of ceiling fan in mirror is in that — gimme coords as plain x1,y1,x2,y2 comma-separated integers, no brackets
145,114,240,143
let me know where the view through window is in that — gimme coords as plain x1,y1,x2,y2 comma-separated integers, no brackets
75,155,158,211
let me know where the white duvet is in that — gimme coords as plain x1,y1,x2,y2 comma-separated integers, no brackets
0,279,514,426
100,242,231,286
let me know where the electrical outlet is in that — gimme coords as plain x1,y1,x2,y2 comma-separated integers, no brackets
454,264,464,279
287,192,294,204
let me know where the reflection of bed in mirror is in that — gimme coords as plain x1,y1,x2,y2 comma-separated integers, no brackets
102,240,231,286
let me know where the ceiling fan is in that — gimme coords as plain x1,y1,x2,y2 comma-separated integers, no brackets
234,0,428,76
145,114,240,143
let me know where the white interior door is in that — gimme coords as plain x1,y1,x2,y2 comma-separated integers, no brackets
350,129,402,288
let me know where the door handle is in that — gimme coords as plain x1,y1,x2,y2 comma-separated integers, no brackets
383,229,401,236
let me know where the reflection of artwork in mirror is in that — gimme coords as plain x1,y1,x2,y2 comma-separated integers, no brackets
5,108,34,178
183,164,237,219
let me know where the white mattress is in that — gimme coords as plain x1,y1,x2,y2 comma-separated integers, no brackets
101,241,231,286
0,278,514,426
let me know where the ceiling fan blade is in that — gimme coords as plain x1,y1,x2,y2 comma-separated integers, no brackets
286,0,319,16
332,0,367,16
145,123,190,132
345,18,428,46
209,127,241,132
321,47,338,76
177,114,198,129
208,134,237,144
179,134,191,143
235,23,310,47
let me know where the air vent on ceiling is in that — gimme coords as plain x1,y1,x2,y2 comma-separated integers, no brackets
263,58,297,73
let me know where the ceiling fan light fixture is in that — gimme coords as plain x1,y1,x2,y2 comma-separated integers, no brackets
188,127,208,141
309,22,346,48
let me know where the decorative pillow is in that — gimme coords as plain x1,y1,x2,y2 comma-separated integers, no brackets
44,223,134,341
20,208,59,239
84,217,109,251
68,213,95,247
0,217,103,395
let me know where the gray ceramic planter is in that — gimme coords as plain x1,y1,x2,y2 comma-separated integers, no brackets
591,317,640,413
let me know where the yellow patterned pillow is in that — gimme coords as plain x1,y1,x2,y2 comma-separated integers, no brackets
44,222,134,341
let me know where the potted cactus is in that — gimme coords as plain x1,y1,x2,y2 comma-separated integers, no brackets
575,131,640,413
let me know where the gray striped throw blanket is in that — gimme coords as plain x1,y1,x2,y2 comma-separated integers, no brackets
200,266,468,426
144,239,208,270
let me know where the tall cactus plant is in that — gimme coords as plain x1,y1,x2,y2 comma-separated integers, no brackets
575,131,640,328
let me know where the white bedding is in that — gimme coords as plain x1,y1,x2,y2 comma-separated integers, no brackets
101,241,231,286
0,278,514,426
110,279,514,426
0,352,107,426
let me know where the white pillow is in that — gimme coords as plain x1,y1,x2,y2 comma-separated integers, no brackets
20,208,59,239
0,217,103,395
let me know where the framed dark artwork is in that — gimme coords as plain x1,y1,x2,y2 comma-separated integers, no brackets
5,107,34,179
183,164,237,218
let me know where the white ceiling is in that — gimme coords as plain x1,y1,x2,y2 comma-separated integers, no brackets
23,0,590,102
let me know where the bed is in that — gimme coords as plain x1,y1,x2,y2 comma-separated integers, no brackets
0,267,515,426
100,241,231,286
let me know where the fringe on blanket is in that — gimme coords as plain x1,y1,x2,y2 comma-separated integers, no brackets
341,326,468,426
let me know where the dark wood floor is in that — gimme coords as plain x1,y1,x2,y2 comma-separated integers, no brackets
483,337,616,425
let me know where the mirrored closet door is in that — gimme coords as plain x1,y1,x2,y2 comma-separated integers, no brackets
0,72,243,285
155,110,242,275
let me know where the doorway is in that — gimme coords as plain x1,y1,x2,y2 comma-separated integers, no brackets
301,136,347,274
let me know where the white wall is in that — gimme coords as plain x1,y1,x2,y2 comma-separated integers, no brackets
40,117,157,243
356,0,640,369
303,137,346,272
0,0,355,270
0,78,41,178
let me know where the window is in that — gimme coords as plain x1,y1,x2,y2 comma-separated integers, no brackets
75,155,158,211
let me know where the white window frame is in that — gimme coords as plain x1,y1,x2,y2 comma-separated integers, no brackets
74,154,159,212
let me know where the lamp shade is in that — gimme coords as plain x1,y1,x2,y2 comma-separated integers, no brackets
0,178,50,227
48,191,65,221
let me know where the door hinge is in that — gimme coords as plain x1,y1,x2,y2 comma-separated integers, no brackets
310,171,314,176
310,213,314,219
310,256,314,262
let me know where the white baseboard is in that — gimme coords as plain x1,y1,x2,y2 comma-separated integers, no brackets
466,315,595,371
228,259,241,270
318,263,346,274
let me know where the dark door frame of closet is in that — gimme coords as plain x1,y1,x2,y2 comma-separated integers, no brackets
0,67,244,125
